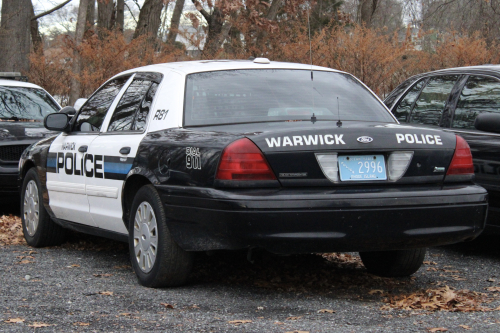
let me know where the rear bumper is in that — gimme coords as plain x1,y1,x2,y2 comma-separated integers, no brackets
157,184,488,254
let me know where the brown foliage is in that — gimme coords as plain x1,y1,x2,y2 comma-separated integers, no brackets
29,20,500,104
0,215,25,246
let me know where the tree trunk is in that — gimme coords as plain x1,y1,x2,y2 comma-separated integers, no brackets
69,0,91,106
266,0,282,20
29,2,43,54
167,0,185,44
133,0,165,41
98,0,115,36
116,0,125,31
86,0,96,33
357,0,378,27
0,0,32,73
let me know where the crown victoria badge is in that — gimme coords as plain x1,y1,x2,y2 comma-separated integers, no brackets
357,136,373,143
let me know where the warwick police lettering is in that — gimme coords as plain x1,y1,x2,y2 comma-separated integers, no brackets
265,134,345,148
396,133,443,145
55,152,104,178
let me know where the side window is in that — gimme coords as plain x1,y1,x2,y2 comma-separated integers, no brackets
393,79,426,122
453,76,500,130
107,80,153,132
384,77,418,109
134,82,158,131
410,75,459,126
74,76,130,132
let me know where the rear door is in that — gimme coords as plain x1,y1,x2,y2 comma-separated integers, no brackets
47,76,131,225
85,73,160,233
446,74,500,224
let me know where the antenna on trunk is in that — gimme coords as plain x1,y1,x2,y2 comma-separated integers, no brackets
337,97,342,128
307,11,313,81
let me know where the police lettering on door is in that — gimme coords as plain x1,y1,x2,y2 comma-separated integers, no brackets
46,149,134,181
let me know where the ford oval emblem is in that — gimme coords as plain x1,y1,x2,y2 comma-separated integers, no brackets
357,136,373,143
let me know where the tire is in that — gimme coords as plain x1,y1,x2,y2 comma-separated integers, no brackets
129,185,193,287
359,248,426,277
21,168,65,247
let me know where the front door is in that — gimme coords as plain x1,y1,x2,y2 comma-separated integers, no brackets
46,76,131,225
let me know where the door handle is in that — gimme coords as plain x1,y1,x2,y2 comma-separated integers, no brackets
78,145,88,153
119,147,131,155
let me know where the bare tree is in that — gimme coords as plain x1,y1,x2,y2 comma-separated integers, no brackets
116,0,125,31
357,0,379,27
0,0,32,73
86,0,96,33
70,0,91,105
167,0,185,44
98,0,115,35
133,0,165,41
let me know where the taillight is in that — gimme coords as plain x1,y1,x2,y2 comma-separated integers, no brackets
216,138,276,180
447,135,474,175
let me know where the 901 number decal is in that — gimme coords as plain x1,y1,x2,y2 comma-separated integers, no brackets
186,147,201,170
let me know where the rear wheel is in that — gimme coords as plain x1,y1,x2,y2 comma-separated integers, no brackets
359,248,426,277
129,185,193,287
21,168,65,247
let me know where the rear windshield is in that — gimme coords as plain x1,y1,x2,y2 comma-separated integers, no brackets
0,86,59,121
184,69,395,127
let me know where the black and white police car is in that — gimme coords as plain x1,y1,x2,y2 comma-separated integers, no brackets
19,59,488,287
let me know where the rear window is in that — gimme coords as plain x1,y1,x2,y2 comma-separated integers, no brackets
184,69,395,127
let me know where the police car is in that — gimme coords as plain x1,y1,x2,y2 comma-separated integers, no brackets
0,73,60,195
19,59,488,288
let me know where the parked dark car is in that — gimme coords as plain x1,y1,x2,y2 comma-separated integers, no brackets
0,73,60,195
384,65,500,228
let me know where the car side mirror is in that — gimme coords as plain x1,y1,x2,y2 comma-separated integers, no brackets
44,113,70,133
474,113,500,134
74,98,87,111
59,106,77,116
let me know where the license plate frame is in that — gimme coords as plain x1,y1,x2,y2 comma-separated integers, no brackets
338,155,387,181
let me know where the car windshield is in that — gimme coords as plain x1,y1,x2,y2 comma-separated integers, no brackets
184,69,395,127
0,86,59,121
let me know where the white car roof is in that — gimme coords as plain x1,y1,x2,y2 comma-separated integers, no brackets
116,59,343,78
0,79,47,89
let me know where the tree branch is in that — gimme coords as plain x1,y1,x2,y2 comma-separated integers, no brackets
31,0,73,21
192,0,211,22
124,2,138,24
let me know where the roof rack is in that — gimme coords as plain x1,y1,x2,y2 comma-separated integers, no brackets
0,72,28,82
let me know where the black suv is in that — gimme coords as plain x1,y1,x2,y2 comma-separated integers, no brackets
385,65,500,228
0,73,60,195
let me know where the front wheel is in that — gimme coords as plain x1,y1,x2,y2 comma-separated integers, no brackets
359,248,426,277
21,168,65,247
129,185,193,287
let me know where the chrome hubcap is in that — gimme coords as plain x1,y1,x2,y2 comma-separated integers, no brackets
133,201,158,273
23,180,39,237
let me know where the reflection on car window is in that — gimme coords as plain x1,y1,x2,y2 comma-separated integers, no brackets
409,75,458,126
393,79,425,122
134,82,158,131
384,78,418,109
453,76,500,130
108,80,152,132
74,76,130,132
0,87,59,121
184,70,395,126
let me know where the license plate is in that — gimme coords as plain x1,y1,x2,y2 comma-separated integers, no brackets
338,155,387,181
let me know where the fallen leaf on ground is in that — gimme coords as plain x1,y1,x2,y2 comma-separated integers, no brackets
4,318,25,323
119,313,131,316
99,291,113,296
67,264,80,268
161,303,175,309
424,261,438,265
459,325,471,330
28,322,51,328
93,273,113,278
73,322,90,326
368,289,384,295
486,287,500,292
228,320,252,325
318,309,335,313
427,328,448,332
286,316,302,320
113,265,131,269
285,331,309,333
381,285,494,312
274,321,284,325
19,260,33,264
0,215,25,246
488,278,496,282
257,306,264,310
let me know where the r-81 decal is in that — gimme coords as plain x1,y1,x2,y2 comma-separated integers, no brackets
186,147,201,170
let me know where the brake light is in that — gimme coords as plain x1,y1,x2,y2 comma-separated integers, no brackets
447,135,474,175
216,138,276,180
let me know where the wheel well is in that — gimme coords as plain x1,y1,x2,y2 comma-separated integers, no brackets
22,161,36,179
122,175,151,230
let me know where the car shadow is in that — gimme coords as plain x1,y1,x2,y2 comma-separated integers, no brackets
439,230,500,260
